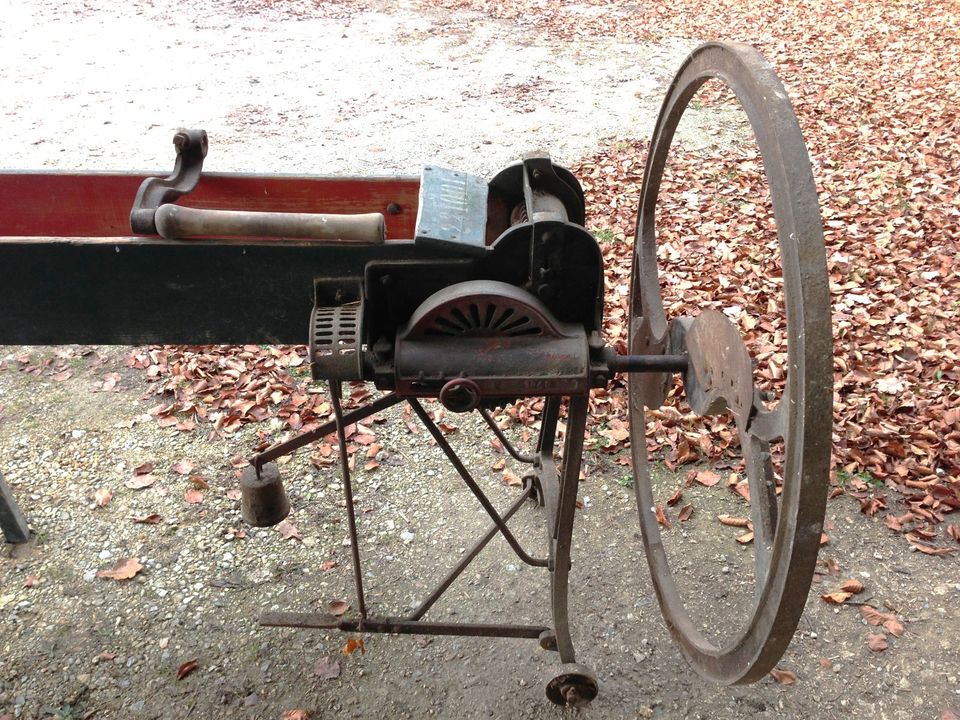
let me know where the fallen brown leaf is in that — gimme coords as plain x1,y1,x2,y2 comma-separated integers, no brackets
718,515,751,528
172,459,196,475
313,655,341,680
277,519,302,541
97,558,143,581
502,468,522,487
184,488,204,504
94,488,112,507
695,470,721,487
328,600,350,617
839,579,865,594
343,637,365,656
883,618,905,637
282,711,311,720
867,633,888,652
131,513,162,524
820,591,853,605
678,503,694,522
125,474,157,490
655,504,671,529
770,668,796,685
176,659,199,680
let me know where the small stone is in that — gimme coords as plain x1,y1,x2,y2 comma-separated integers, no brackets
98,549,113,560
82,570,97,583
400,530,415,543
721,566,731,574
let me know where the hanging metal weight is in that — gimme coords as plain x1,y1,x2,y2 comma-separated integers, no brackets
240,463,290,527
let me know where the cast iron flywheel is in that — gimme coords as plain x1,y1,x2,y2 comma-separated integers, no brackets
628,41,832,684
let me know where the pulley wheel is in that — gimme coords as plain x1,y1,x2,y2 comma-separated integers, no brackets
628,42,832,684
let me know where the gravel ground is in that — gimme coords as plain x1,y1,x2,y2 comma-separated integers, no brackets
1,2,958,719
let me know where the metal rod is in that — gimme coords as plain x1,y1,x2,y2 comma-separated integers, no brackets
478,409,536,464
537,396,561,458
551,394,589,663
536,397,562,540
407,485,533,621
330,382,367,619
250,392,403,468
259,612,549,640
154,204,386,244
605,352,688,373
408,399,548,568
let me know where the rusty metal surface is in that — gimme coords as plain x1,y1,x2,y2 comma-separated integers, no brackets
310,303,365,382
0,471,30,544
239,463,289,528
259,613,550,640
628,41,832,684
543,663,599,709
394,281,590,399
130,129,208,234
250,393,403,469
154,205,387,243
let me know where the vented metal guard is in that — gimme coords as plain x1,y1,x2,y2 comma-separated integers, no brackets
394,281,590,398
310,302,364,381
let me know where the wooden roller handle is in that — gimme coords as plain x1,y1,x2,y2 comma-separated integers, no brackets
154,204,386,243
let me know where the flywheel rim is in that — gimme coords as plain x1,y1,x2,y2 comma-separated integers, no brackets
628,41,832,684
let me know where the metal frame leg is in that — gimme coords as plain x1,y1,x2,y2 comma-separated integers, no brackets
0,470,29,544
547,396,589,663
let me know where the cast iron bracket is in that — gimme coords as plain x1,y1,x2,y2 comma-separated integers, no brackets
129,128,208,234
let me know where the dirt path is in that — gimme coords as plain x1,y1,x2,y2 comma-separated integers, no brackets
1,2,957,719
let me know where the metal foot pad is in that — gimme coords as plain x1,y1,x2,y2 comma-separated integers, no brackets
545,663,599,708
